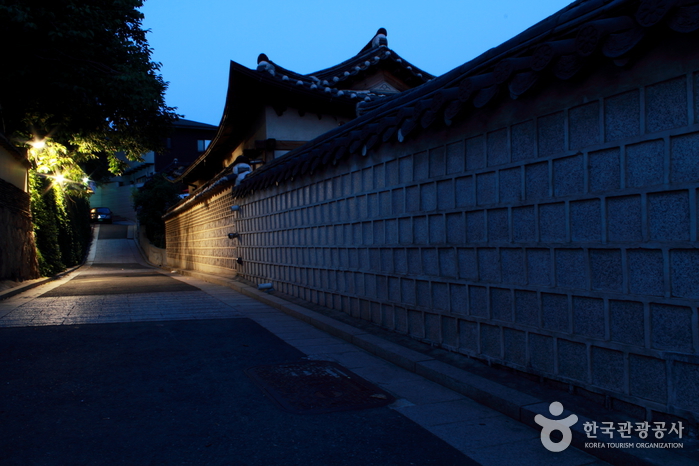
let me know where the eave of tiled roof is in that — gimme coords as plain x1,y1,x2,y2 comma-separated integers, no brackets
226,0,699,197
0,132,30,169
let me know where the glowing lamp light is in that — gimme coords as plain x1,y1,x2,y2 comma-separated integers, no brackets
30,139,46,149
82,177,90,184
55,174,66,184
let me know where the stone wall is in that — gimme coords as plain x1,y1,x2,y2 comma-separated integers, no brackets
166,48,699,421
0,178,38,281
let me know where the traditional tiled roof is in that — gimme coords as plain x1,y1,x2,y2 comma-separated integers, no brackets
165,0,699,218
228,0,699,196
176,28,434,188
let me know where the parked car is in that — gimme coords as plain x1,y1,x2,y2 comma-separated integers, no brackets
90,207,112,223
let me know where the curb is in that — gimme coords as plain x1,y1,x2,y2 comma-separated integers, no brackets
172,268,697,466
0,265,82,302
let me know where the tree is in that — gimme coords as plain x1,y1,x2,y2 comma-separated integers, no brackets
132,174,182,249
0,0,178,173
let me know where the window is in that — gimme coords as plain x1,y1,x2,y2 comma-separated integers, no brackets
197,139,211,152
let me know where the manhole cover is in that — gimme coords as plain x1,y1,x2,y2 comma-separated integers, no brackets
245,361,395,414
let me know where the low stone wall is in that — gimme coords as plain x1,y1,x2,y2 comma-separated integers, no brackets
0,178,38,281
166,45,699,423
137,226,167,267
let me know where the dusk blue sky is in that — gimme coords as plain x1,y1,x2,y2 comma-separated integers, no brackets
139,0,574,126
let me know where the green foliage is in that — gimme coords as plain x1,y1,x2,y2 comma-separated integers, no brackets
0,0,178,170
29,171,91,276
132,174,181,249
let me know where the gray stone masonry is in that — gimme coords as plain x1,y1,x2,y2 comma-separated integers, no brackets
166,48,699,423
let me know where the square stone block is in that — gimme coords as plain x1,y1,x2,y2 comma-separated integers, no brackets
671,249,699,299
487,128,509,167
457,248,478,280
466,135,485,170
401,278,416,305
455,176,475,207
628,249,664,297
446,141,465,175
512,206,536,243
446,213,465,244
439,248,457,278
605,90,640,142
417,280,431,308
429,146,446,179
529,333,554,372
469,285,488,318
459,319,478,352
673,361,699,413
610,300,645,346
491,288,513,322
478,248,501,283
607,195,642,242
555,249,587,290
645,76,688,133
525,162,549,201
450,284,468,315
504,328,526,366
515,290,539,327
539,202,566,243
480,324,502,358
629,354,667,403
429,214,446,244
413,216,428,244
651,303,693,352
538,111,565,157
648,190,690,241
437,180,455,210
572,296,605,339
395,306,408,333
393,248,407,275
553,154,584,197
487,208,509,242
421,182,437,211
626,139,664,188
589,248,623,292
591,347,625,392
466,210,486,242
386,159,400,187
542,293,569,332
557,339,588,383
476,172,496,206
570,199,601,242
422,248,439,276
400,155,413,184
432,282,450,311
670,132,699,183
527,248,552,286
442,316,458,347
425,312,442,342
406,185,420,212
501,248,525,285
499,167,522,204
569,101,600,150
408,309,425,338
511,119,536,162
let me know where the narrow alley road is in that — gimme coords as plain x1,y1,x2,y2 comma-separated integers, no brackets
0,224,604,466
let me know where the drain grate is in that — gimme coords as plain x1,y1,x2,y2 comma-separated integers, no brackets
245,360,395,414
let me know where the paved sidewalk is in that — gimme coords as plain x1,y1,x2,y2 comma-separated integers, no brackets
0,224,611,466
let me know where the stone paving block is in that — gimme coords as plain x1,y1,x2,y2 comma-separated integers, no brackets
570,199,601,242
557,339,588,383
553,154,584,197
525,161,550,201
539,202,566,243
511,119,536,162
396,398,502,428
446,141,465,175
646,76,688,133
626,139,665,188
542,292,568,332
649,190,690,241
379,377,463,405
538,111,565,157
671,132,699,183
455,176,475,207
526,248,552,287
572,296,605,339
629,354,667,403
512,205,536,243
569,101,600,150
589,248,623,292
429,414,538,453
514,290,539,327
609,300,645,346
605,90,640,142
477,172,496,205
651,303,693,352
488,208,509,242
591,346,625,392
671,249,699,299
466,135,485,170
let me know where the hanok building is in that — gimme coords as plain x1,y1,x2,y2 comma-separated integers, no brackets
167,0,699,435
179,29,433,193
